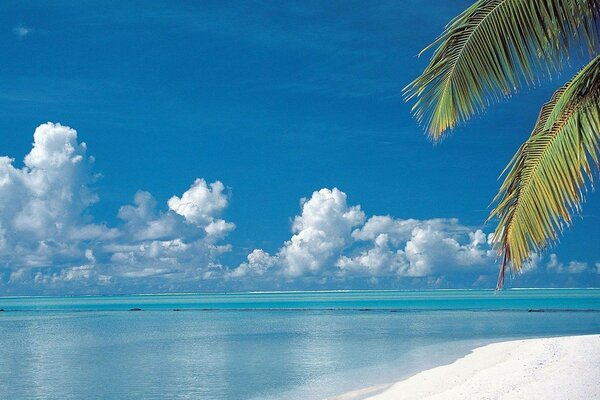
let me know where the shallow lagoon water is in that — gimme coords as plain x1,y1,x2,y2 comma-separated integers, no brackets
1,289,599,399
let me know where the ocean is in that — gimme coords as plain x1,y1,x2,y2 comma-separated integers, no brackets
1,289,599,399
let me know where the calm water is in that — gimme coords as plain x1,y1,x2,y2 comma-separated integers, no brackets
1,289,599,399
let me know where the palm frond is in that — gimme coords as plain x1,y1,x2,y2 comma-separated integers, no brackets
489,56,600,289
403,0,600,140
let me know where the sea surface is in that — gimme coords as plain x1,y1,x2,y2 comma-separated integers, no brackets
1,289,599,399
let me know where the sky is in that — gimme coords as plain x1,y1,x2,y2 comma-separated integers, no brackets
1,0,598,295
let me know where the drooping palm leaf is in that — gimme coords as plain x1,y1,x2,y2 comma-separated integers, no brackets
404,0,600,140
489,56,600,289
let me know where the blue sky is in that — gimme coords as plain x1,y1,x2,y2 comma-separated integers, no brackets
1,1,598,294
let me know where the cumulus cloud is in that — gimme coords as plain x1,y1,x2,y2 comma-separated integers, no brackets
108,180,234,281
0,123,110,269
545,254,589,274
228,188,365,279
0,123,235,294
228,188,495,285
1,123,596,293
341,217,492,278
280,188,365,277
228,188,598,289
229,249,277,278
168,180,230,226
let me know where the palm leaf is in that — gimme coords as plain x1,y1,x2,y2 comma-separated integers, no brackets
403,0,600,140
489,55,600,289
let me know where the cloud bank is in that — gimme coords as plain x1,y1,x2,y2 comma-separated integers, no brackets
227,188,497,287
227,189,599,290
1,123,234,293
0,123,597,294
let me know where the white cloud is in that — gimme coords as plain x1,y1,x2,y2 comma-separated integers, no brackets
1,123,596,293
0,123,235,291
545,253,588,274
353,216,443,244
230,188,494,282
13,26,31,39
229,188,364,278
339,217,492,278
337,233,408,276
118,190,183,241
167,179,233,236
229,187,600,289
110,180,235,280
9,268,28,283
280,188,365,277
229,249,277,278
567,261,588,274
0,123,108,269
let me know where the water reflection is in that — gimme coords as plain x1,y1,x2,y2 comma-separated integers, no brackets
0,309,599,399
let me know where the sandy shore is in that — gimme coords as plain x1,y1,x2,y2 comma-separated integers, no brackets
333,335,600,400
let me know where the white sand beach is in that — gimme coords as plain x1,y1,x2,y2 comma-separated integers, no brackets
334,335,600,400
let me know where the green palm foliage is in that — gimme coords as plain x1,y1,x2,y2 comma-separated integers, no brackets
490,57,600,288
404,0,599,139
404,0,600,288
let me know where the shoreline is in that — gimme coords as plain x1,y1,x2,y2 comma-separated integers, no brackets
331,334,600,400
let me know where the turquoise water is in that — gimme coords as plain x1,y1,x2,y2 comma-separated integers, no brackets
1,289,599,399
